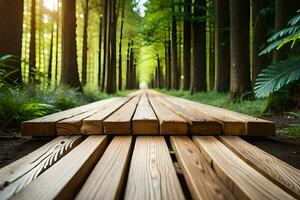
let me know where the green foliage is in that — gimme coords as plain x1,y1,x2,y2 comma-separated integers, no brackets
277,125,300,137
0,55,21,87
254,56,300,98
260,12,300,55
159,89,268,116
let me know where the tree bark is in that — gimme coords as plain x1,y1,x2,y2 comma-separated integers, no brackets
252,0,271,85
101,0,108,91
229,0,251,101
171,0,179,90
190,0,206,93
167,39,172,90
48,22,54,86
129,40,134,89
81,0,89,85
183,0,191,90
126,40,130,89
118,0,125,90
29,0,36,83
209,0,215,90
214,0,230,92
61,0,81,89
98,15,103,87
55,0,60,86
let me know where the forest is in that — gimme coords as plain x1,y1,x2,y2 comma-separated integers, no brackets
0,0,300,136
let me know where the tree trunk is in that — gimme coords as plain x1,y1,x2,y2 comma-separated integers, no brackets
252,0,271,85
107,0,117,93
118,0,125,90
101,0,108,91
98,16,103,87
183,0,191,90
61,0,81,89
0,0,23,86
229,0,251,101
81,0,89,85
48,22,54,86
29,0,36,83
167,39,172,90
55,0,60,86
126,40,130,89
171,0,179,90
209,0,215,90
129,41,134,89
190,0,206,93
214,0,230,92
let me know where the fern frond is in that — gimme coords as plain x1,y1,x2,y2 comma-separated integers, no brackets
254,57,300,98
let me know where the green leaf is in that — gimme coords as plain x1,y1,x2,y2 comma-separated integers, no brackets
254,57,300,98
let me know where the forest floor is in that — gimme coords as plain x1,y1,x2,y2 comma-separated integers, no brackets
0,90,299,169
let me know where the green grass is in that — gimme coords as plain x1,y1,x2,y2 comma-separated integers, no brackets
159,89,268,116
277,125,300,137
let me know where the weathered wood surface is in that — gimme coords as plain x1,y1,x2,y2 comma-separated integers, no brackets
76,136,132,200
0,136,82,200
132,93,158,134
125,136,185,200
148,95,188,134
170,136,235,200
21,98,117,136
193,136,295,200
103,95,141,134
219,136,300,199
11,136,108,200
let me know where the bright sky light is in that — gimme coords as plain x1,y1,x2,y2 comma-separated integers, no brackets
43,0,57,11
134,0,147,17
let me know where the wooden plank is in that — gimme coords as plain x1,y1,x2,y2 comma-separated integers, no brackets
148,96,188,135
157,95,222,135
125,136,185,200
11,136,108,200
81,96,133,134
21,97,117,136
76,136,132,200
56,97,130,135
132,93,158,134
103,95,141,134
219,136,300,199
193,136,295,200
0,136,82,200
170,136,235,200
169,95,274,136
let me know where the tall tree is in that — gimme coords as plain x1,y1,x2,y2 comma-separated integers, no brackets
208,0,215,90
29,0,36,83
171,0,179,90
48,22,55,86
129,40,134,89
214,0,230,92
60,0,81,88
55,0,60,86
106,0,117,93
229,0,251,101
126,40,130,89
252,0,271,85
81,0,89,85
191,0,206,93
98,15,103,87
118,0,125,90
101,0,108,91
183,0,191,90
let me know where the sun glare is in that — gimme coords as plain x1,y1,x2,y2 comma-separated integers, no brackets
43,0,57,11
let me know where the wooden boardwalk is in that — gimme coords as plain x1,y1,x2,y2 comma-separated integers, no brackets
1,90,299,200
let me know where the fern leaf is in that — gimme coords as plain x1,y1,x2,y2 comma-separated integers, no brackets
254,57,300,98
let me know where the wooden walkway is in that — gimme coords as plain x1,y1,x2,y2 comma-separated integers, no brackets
1,90,299,200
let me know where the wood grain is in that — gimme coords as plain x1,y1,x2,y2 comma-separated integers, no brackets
125,136,185,200
79,96,131,134
148,95,188,134
132,93,158,134
11,136,108,200
103,95,141,134
0,136,82,200
76,136,132,200
157,95,222,135
21,97,117,136
193,136,295,200
219,136,300,199
170,136,235,200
